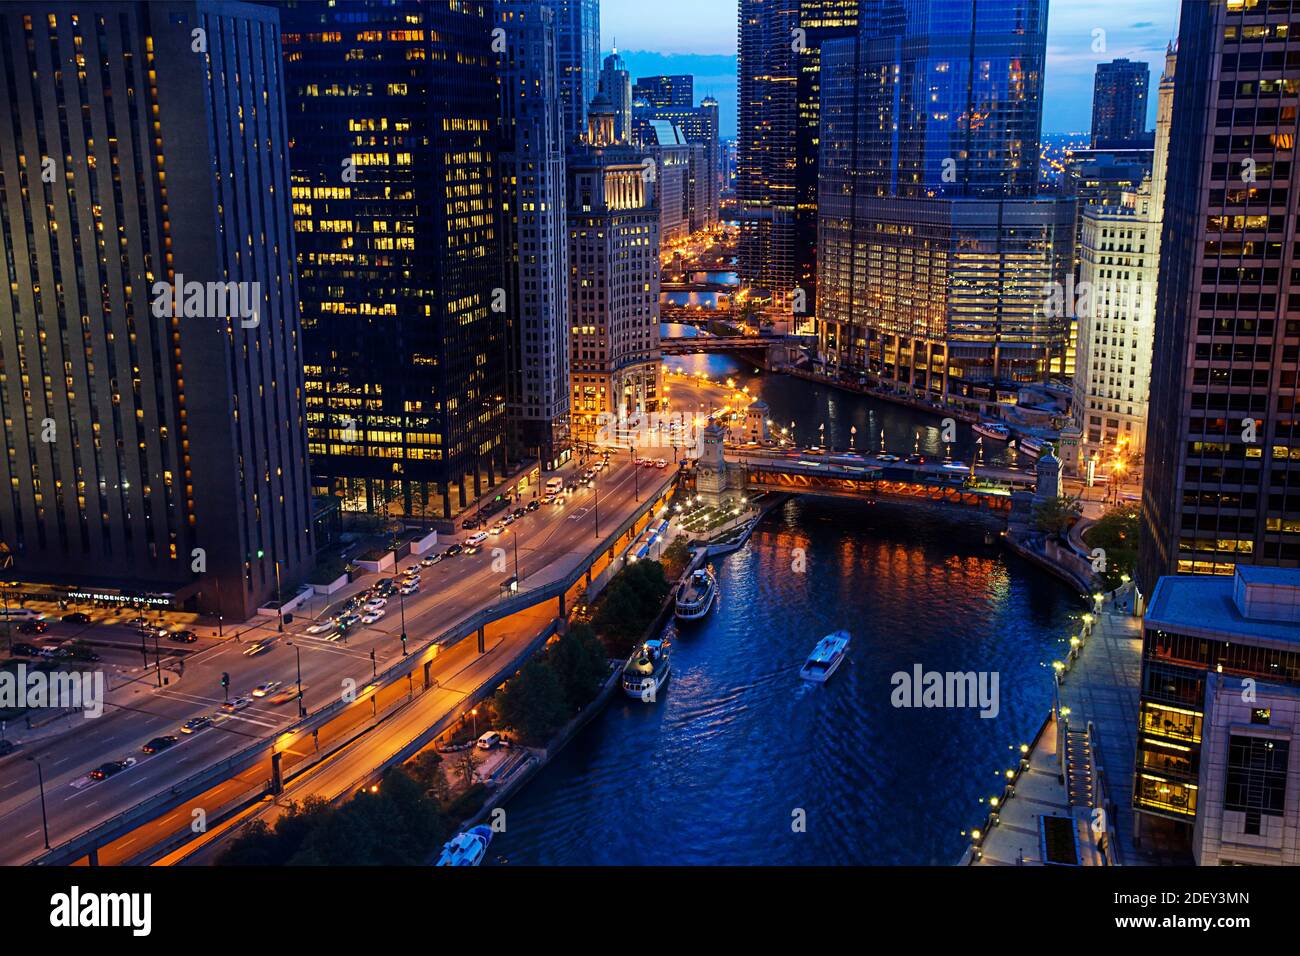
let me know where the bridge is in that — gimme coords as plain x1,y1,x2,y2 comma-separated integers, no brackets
660,335,777,354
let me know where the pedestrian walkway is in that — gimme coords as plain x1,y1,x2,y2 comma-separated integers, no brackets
971,716,1071,866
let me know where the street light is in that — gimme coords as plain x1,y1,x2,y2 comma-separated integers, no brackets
285,640,306,717
27,755,50,849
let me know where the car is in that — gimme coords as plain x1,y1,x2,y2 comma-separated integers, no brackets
445,544,463,557
337,613,361,631
466,531,489,545
420,554,442,567
132,619,158,633
0,739,14,757
489,523,506,535
61,612,92,624
502,514,517,527
221,696,253,713
16,620,48,635
89,759,133,781
875,453,901,462
180,716,212,734
251,681,283,698
360,609,386,624
942,461,968,471
655,458,667,468
905,454,927,465
462,544,481,555
141,735,178,754
363,597,387,611
398,583,419,596
306,619,338,636
58,645,100,662
511,507,526,519
38,645,63,660
124,616,150,628
542,493,555,504
526,499,540,512
242,637,277,657
10,642,41,657
167,629,198,643
267,687,298,706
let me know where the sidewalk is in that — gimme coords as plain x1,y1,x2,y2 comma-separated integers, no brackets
971,716,1072,866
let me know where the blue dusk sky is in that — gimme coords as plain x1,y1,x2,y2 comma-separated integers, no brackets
601,0,1181,139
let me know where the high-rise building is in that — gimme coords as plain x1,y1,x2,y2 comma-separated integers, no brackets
549,0,600,144
737,0,799,302
567,95,661,442
1140,0,1300,589
0,0,314,620
496,0,571,469
632,93,720,228
282,0,507,523
816,0,1070,403
633,74,693,108
598,48,632,146
1070,46,1175,478
643,122,708,241
1090,57,1151,149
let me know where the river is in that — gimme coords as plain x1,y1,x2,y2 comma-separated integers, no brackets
489,356,1081,865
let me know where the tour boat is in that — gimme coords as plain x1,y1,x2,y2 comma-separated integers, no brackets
973,421,1010,442
436,825,493,866
622,630,673,700
675,566,718,621
1016,435,1049,457
799,630,851,683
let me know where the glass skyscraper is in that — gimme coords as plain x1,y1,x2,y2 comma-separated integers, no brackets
549,0,600,145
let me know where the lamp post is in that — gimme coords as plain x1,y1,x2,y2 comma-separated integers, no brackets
391,525,408,655
274,558,284,634
594,483,600,539
511,530,521,582
286,641,306,717
28,756,50,849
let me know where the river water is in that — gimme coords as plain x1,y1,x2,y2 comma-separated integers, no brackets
490,356,1081,865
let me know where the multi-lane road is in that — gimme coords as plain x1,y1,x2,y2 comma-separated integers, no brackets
0,450,676,865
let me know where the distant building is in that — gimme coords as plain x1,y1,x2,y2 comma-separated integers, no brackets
1091,58,1151,149
642,121,710,238
496,0,572,469
567,96,661,442
633,74,693,108
1140,1,1299,587
0,1,314,619
598,48,632,146
549,0,601,144
632,93,721,229
1135,567,1300,865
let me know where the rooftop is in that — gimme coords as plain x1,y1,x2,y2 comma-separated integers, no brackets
1146,567,1300,649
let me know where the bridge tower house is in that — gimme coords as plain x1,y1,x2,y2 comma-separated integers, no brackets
695,419,731,507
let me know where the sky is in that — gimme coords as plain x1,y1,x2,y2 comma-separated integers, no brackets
601,0,1181,139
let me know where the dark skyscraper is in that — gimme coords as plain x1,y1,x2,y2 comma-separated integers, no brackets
1090,57,1151,148
633,74,693,108
0,1,314,619
599,47,632,145
496,0,571,468
1139,0,1300,590
549,0,600,144
282,0,507,522
816,0,1071,401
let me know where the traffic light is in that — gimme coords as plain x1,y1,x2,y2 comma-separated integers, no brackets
221,672,230,701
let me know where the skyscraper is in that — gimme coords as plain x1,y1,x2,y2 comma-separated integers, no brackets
816,0,1070,403
1140,0,1300,589
1090,58,1151,149
282,0,507,522
632,93,721,228
550,0,600,144
567,96,661,441
496,0,571,469
598,48,632,146
0,0,314,620
633,74,693,108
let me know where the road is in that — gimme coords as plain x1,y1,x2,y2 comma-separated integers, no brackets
0,451,676,865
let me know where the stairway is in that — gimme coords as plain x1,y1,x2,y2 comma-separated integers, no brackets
1064,727,1096,809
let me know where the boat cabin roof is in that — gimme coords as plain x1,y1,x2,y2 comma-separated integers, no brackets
808,631,849,663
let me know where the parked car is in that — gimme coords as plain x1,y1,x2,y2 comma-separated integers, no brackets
476,731,502,751
180,716,212,734
167,629,198,643
141,735,178,754
61,612,92,624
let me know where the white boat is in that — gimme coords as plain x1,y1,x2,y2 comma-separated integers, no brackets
1016,435,1049,457
622,630,672,700
436,825,493,866
973,421,1010,441
675,566,717,621
799,630,850,683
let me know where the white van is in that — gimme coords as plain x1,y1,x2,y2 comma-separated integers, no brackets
0,607,45,621
544,476,563,495
476,730,502,751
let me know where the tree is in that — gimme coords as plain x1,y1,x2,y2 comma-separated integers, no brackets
1032,494,1082,540
497,657,569,745
454,747,480,789
406,749,451,805
661,535,691,578
548,622,609,712
590,560,671,655
1084,504,1141,589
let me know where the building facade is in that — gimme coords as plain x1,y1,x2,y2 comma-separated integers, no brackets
549,0,600,145
1091,57,1151,149
598,48,632,146
633,74,693,108
496,0,571,469
567,97,661,442
0,0,314,619
632,93,720,229
1135,567,1300,865
282,0,507,523
1140,0,1300,587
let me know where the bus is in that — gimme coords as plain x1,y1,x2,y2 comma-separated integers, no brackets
545,476,564,495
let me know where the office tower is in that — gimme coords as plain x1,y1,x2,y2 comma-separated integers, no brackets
549,0,600,144
816,0,1070,403
1070,47,1174,478
1140,0,1299,589
496,0,571,469
737,0,799,302
632,93,720,228
643,122,707,241
1091,58,1151,149
633,74,693,108
567,96,661,442
0,1,313,620
282,0,507,522
1133,566,1300,865
598,48,632,145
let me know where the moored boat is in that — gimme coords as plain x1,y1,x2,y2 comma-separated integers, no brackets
675,566,717,621
973,421,1010,441
799,630,851,683
622,630,672,701
1016,435,1048,457
436,825,493,866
